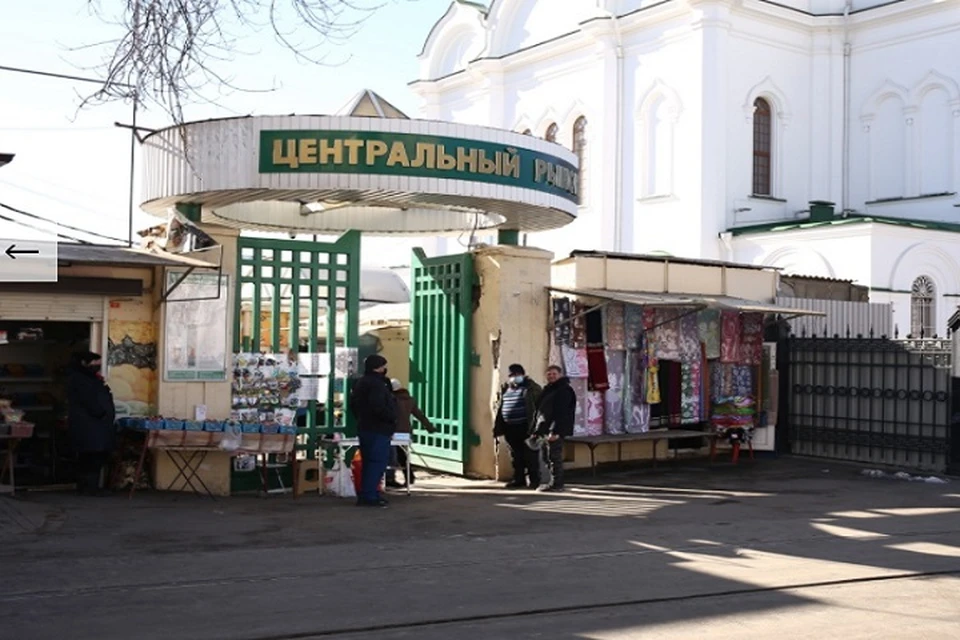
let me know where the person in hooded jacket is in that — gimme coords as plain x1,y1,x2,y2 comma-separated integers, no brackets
385,379,435,488
348,354,397,507
493,364,543,489
66,351,116,496
532,365,577,492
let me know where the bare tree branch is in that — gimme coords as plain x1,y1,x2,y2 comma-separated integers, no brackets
78,0,386,125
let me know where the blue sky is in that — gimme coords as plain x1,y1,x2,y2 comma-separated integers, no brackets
0,0,452,261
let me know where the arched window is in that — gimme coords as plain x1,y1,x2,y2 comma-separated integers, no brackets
544,122,558,142
573,116,587,203
521,129,532,136
911,276,936,338
752,98,772,196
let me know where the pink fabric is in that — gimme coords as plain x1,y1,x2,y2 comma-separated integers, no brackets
720,311,743,364
642,307,657,331
562,345,589,379
585,392,605,436
570,378,589,436
740,313,764,365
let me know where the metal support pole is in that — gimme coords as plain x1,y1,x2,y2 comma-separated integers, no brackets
127,94,139,247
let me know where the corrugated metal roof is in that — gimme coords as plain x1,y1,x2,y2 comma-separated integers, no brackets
565,251,778,272
58,244,218,268
549,287,825,317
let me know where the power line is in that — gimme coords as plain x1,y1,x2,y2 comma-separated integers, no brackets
0,202,129,244
0,211,91,245
0,64,133,88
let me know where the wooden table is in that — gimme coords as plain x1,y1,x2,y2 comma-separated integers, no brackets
567,429,718,476
128,430,296,499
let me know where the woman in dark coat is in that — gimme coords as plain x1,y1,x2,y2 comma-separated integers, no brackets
66,351,116,495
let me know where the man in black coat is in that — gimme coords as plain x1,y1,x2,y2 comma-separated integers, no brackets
532,365,577,492
348,354,397,507
66,351,116,496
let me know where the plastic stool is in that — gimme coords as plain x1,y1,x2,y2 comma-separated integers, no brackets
293,459,322,498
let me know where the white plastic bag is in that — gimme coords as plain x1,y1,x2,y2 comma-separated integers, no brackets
325,459,356,498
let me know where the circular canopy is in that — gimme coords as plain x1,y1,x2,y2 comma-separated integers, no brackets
140,112,580,235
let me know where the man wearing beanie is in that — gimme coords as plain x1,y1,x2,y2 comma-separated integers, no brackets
493,364,542,489
348,354,397,507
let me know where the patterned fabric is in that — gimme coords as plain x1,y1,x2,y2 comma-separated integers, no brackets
604,350,626,434
549,339,562,372
571,303,588,348
681,360,702,424
720,311,743,364
500,386,528,425
570,378,589,435
740,313,764,365
553,298,572,345
605,303,626,350
643,307,657,331
646,361,661,404
585,392,605,436
624,305,644,350
562,345,589,378
653,310,682,360
698,309,721,360
711,363,755,400
679,312,701,362
626,401,650,434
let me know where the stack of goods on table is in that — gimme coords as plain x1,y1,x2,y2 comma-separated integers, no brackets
117,416,297,435
0,399,34,438
709,396,755,445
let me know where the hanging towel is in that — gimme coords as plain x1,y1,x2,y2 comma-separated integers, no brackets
570,378,589,436
624,305,644,349
740,313,764,365
604,350,626,434
605,303,626,350
571,302,588,348
679,311,700,362
562,345,590,379
698,309,721,360
643,307,657,331
653,310,682,360
720,311,743,364
681,360,702,424
587,347,609,391
553,298,572,346
585,392,605,436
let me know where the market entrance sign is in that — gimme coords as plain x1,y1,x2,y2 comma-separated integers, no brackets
259,130,579,204
140,115,580,234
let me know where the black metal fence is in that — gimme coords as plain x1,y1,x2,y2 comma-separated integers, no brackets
786,332,952,473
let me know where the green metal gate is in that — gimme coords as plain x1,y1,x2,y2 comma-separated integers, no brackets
409,248,475,475
234,231,361,459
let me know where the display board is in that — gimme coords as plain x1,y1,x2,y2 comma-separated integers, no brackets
164,271,229,381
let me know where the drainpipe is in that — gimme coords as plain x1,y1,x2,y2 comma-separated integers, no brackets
718,231,734,262
842,0,852,213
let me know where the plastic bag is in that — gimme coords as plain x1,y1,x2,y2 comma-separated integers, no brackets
325,459,356,498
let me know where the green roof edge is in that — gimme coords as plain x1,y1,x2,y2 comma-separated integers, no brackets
728,213,960,237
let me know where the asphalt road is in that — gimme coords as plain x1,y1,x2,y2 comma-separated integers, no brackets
1,459,958,639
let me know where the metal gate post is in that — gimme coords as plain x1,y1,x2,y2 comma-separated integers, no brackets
948,314,960,474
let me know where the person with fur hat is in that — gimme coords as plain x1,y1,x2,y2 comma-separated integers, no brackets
493,363,543,489
385,378,435,488
348,354,397,507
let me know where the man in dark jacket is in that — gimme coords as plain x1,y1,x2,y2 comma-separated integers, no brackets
532,365,577,492
386,379,435,488
348,355,397,507
66,351,116,496
494,364,543,489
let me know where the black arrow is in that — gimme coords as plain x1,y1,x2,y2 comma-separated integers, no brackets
5,244,40,260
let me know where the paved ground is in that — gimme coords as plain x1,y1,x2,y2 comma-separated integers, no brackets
1,458,959,639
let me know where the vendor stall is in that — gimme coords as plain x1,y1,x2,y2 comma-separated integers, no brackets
547,252,824,466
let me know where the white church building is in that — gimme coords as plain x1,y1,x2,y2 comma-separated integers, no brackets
412,0,960,337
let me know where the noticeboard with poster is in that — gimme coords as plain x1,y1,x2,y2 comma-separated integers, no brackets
163,271,229,381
